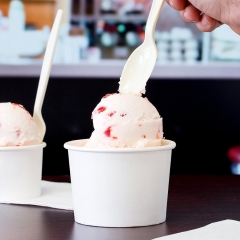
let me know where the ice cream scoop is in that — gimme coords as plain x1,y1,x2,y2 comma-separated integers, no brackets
119,0,165,95
85,93,163,148
0,102,40,146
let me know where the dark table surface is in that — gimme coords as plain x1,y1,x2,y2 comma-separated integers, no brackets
1,175,240,240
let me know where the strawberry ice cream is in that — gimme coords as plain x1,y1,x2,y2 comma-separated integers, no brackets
85,93,163,148
0,102,40,146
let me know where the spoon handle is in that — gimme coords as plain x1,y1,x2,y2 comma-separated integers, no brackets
33,10,63,114
145,0,165,40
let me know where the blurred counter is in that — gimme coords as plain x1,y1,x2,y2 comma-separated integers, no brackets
0,60,240,79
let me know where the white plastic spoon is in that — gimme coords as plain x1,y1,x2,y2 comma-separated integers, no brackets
119,0,165,95
33,9,63,142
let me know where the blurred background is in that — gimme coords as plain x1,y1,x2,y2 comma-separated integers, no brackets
0,0,240,176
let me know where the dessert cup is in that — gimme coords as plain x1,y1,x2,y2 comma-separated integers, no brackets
64,139,176,227
0,143,46,201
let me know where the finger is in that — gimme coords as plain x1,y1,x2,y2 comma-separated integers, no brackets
179,4,201,23
166,0,188,11
196,14,222,32
230,26,240,35
188,0,227,23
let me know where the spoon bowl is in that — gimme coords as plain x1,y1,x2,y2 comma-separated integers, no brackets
119,0,165,95
119,38,158,95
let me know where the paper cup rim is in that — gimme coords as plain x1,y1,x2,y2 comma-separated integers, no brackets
64,139,176,153
0,142,46,151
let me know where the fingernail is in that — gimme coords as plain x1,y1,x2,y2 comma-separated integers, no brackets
183,11,193,21
201,15,210,27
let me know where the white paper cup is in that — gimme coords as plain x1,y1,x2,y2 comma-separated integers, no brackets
64,139,176,227
0,143,46,201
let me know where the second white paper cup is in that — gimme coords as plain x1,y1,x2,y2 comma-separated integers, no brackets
0,143,46,201
64,139,176,227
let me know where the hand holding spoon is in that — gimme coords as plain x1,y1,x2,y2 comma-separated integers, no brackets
119,0,165,95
